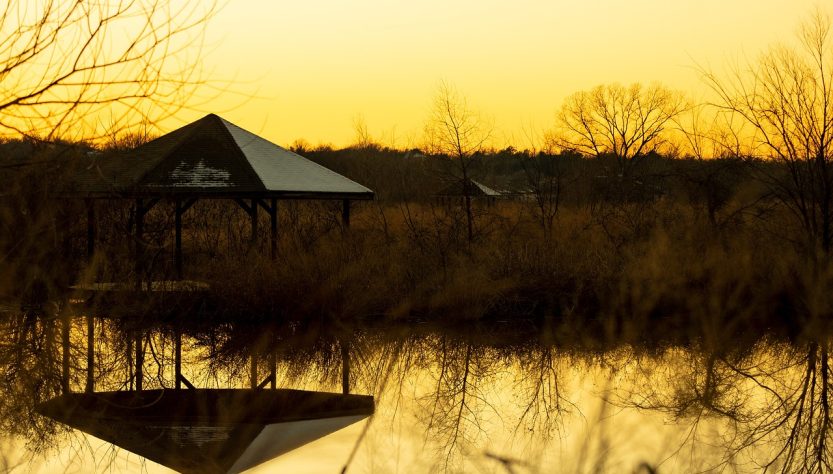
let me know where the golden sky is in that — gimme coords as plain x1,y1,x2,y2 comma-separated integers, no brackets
179,0,822,149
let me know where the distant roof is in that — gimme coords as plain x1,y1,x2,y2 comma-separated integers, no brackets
435,178,501,197
70,114,374,199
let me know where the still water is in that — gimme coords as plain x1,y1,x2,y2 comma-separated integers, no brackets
0,314,817,473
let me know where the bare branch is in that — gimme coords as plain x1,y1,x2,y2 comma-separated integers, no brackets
554,82,686,177
0,0,218,141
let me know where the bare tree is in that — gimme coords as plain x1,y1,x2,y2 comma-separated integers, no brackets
0,0,216,141
424,81,492,242
675,105,749,228
351,114,378,150
423,337,500,469
0,0,218,299
702,8,833,254
554,82,685,177
515,128,569,237
521,151,568,237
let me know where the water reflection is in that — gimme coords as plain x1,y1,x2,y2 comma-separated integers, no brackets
38,389,373,473
617,341,833,472
2,306,833,472
0,306,63,451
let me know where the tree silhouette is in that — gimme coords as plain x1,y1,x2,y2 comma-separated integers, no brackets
554,82,685,177
703,8,833,254
0,0,216,141
675,105,749,228
424,81,492,242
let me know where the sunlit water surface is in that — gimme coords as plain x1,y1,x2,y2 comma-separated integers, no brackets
0,319,813,473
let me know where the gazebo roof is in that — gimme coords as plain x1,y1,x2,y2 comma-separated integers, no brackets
435,178,501,198
37,388,374,474
72,114,374,199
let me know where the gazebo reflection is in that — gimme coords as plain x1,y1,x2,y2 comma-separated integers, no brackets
37,310,373,473
38,388,373,474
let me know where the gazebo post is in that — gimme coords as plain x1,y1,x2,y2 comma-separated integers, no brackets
85,198,96,260
341,199,351,229
135,331,144,391
127,337,133,390
61,310,70,394
250,352,258,389
135,198,144,290
270,198,278,260
133,198,160,287
341,339,350,395
250,198,259,251
175,328,182,390
175,198,183,280
269,350,277,389
173,197,197,280
85,315,94,393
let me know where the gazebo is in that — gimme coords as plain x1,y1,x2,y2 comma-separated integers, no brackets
71,113,374,279
434,178,502,205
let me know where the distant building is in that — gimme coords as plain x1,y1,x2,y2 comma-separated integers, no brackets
436,178,501,198
490,184,536,202
435,178,535,203
434,178,502,205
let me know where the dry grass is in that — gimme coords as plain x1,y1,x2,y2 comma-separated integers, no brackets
117,196,829,349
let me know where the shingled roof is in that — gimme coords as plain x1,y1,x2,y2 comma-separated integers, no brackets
71,114,374,199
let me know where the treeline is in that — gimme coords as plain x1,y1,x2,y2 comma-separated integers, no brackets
304,143,753,209
0,135,826,359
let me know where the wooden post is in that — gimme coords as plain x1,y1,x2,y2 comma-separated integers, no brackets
341,339,350,395
250,198,259,250
341,199,351,229
127,337,134,391
269,351,277,389
175,199,183,280
85,315,94,393
62,311,70,394
270,198,278,260
250,352,258,389
173,198,196,279
135,198,144,290
175,329,182,390
135,332,143,392
85,199,96,260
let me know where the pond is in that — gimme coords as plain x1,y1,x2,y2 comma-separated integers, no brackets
0,312,822,473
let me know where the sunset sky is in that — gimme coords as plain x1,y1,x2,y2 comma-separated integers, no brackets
177,0,822,149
